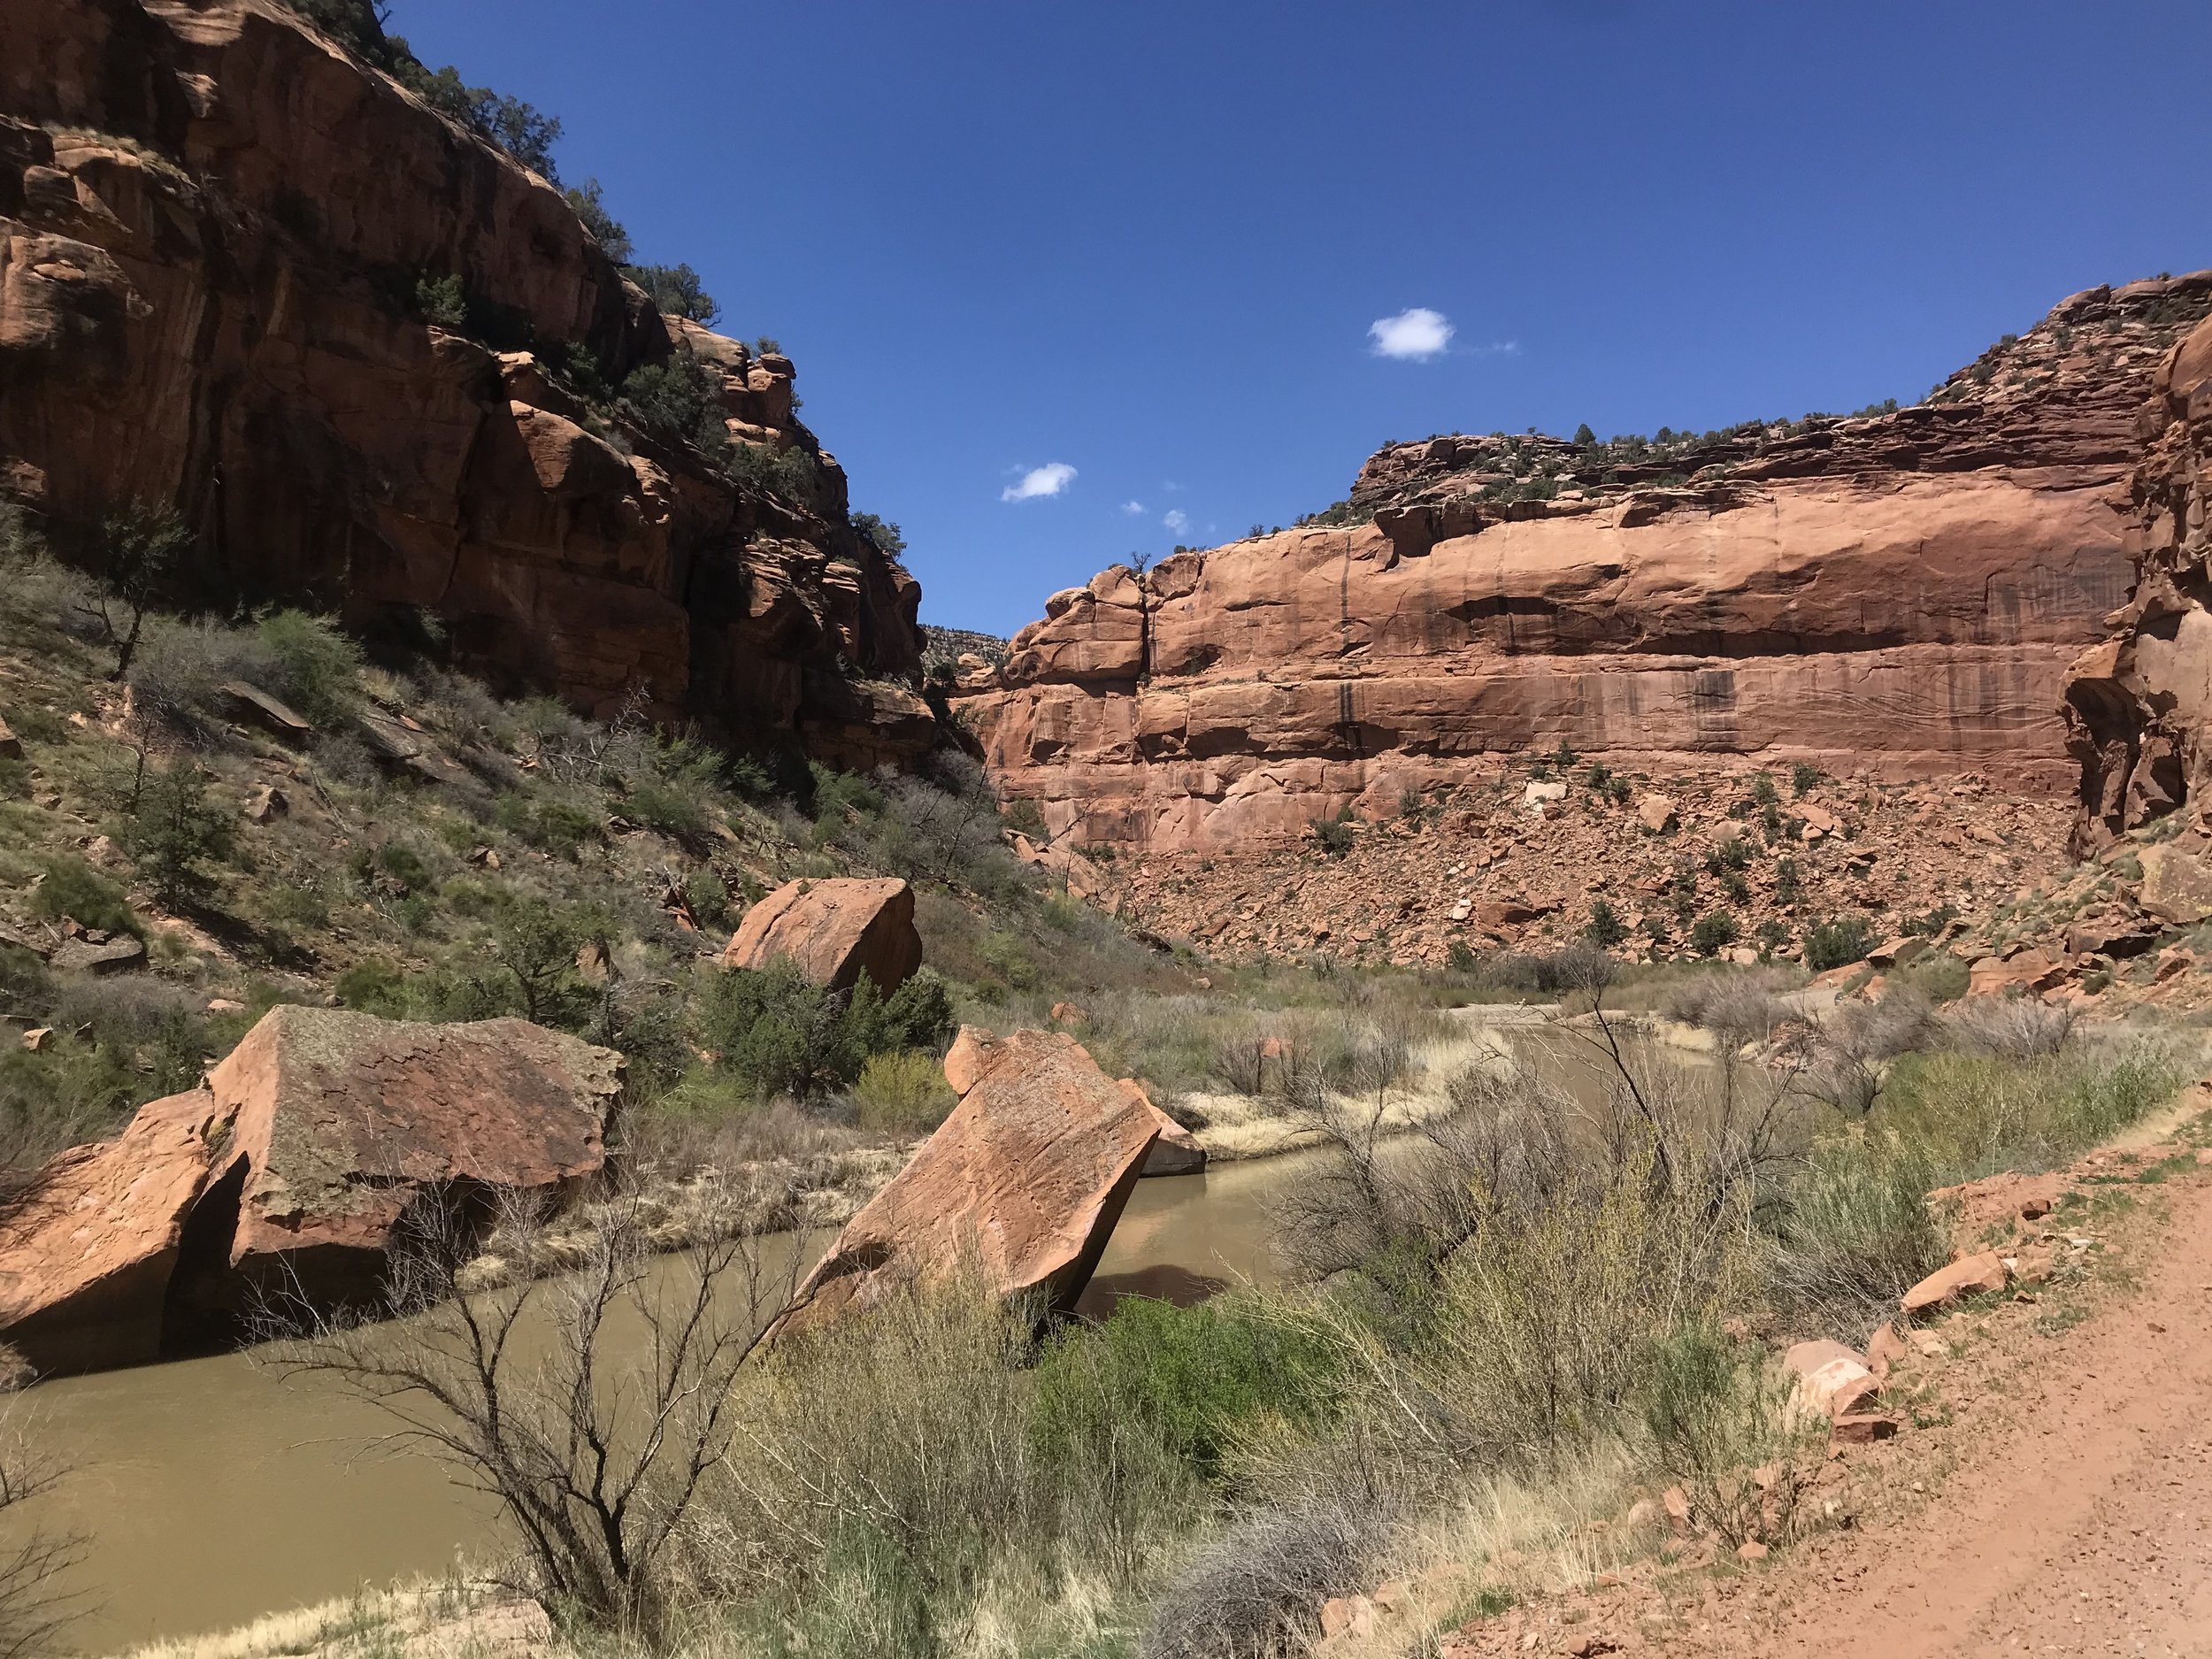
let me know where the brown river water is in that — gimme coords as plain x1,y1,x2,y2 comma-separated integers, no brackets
26,1149,1320,1654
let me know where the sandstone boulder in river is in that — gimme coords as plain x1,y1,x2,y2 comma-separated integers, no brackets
0,1007,620,1378
720,876,923,994
765,1028,1164,1340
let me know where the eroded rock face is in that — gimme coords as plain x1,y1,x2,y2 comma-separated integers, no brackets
2065,303,2212,850
719,877,921,995
0,1006,620,1376
0,0,927,764
766,1028,1162,1340
963,278,2212,852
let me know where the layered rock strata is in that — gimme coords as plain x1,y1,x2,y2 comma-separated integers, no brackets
2063,308,2212,849
962,276,2212,851
0,0,929,764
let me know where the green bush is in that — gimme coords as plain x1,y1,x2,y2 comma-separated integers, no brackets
32,856,139,937
1792,763,1823,797
121,766,234,910
335,957,410,1017
852,1049,957,1135
1311,812,1355,859
255,611,364,726
1583,900,1626,949
413,273,467,330
701,962,952,1104
1804,915,1875,972
1767,1132,1947,1340
1689,910,1739,956
563,179,632,262
619,353,730,459
1031,1296,1340,1485
629,263,719,326
726,442,820,501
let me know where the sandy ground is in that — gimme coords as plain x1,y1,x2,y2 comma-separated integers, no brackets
1676,1155,2212,1658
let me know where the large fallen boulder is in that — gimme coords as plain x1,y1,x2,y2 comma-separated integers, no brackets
945,1025,1203,1176
720,877,922,994
0,1089,230,1376
766,1028,1163,1340
0,1007,621,1377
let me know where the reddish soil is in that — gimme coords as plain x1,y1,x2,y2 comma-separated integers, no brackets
1682,1156,2212,1658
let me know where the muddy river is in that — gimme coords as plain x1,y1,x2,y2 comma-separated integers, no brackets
26,1148,1326,1653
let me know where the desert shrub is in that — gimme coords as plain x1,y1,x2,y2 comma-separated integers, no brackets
1941,995,2078,1060
1802,914,1874,972
1444,939,1480,975
1689,910,1740,956
726,442,819,501
1583,899,1627,949
494,791,603,858
625,740,724,842
30,856,138,936
255,611,364,726
629,262,719,326
1765,1131,1947,1340
1773,856,1803,907
127,616,273,732
1640,1325,1813,1546
413,272,466,328
1749,772,1778,807
1141,1476,1391,1659
486,895,597,1027
335,958,409,1017
851,1049,956,1135
82,503,189,678
1662,965,1797,1046
1310,811,1355,858
119,765,236,911
1791,764,1823,796
620,353,729,459
701,963,950,1104
1032,1296,1341,1486
563,179,632,262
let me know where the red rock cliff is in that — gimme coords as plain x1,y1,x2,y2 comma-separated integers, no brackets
960,276,2212,852
0,0,930,764
2063,300,2212,850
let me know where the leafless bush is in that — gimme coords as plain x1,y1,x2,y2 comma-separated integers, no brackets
1942,995,2079,1061
0,1395,83,1659
1140,1463,1395,1659
126,615,274,736
278,1181,794,1640
1663,965,1801,1050
1794,990,1935,1117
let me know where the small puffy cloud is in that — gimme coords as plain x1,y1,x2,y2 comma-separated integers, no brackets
1002,462,1077,502
1121,500,1147,515
1368,307,1454,361
1162,509,1191,534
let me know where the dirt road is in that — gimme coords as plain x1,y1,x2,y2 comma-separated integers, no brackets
1686,1150,2212,1657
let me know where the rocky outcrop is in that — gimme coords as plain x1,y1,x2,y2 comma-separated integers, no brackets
0,1005,619,1376
719,876,922,995
765,1028,1163,1340
0,0,929,764
2064,304,2212,850
962,277,2212,852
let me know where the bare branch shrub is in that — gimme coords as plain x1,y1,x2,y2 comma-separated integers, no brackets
1662,964,1801,1050
277,1181,793,1640
0,1390,84,1659
1140,1456,1396,1659
1942,994,2078,1061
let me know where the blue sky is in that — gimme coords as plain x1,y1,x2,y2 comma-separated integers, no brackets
391,1,2212,637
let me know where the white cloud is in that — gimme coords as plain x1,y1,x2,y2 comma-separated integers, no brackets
1002,462,1077,502
1368,307,1455,361
1121,500,1147,515
1162,509,1191,534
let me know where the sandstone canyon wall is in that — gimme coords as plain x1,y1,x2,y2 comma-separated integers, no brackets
961,275,2212,851
0,0,930,764
2063,307,2212,850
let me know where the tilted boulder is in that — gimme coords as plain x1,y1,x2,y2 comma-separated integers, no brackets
944,1024,1202,1176
719,877,922,995
0,1089,230,1376
0,1007,620,1377
1901,1249,2012,1317
765,1029,1163,1340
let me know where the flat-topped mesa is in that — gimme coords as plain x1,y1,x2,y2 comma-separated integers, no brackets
957,274,2212,854
0,0,929,766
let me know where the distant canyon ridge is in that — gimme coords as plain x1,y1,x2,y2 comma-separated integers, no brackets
956,274,2212,854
